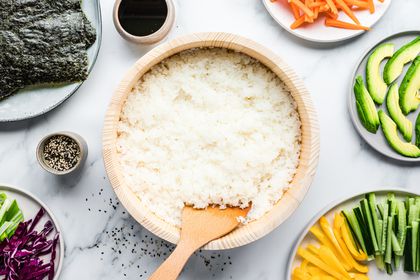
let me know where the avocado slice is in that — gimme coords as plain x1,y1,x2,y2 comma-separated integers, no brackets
399,56,420,115
384,37,420,84
416,112,420,147
378,110,420,158
366,43,394,104
386,83,412,141
354,75,379,133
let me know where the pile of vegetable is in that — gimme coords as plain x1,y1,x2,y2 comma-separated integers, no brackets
271,0,385,31
0,193,60,280
354,36,420,158
0,193,24,241
343,193,420,275
294,192,420,279
294,214,369,279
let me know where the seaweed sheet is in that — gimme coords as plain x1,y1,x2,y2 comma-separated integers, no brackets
0,0,96,100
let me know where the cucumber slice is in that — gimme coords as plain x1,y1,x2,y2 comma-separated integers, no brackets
381,203,389,254
404,226,414,272
385,216,394,264
343,209,367,253
354,206,375,256
361,198,379,253
366,43,394,104
412,221,419,272
399,56,420,115
396,201,407,256
354,75,379,133
384,36,420,84
368,193,382,249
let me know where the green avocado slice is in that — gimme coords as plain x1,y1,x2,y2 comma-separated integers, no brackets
354,75,379,133
384,37,420,84
386,83,412,141
399,56,420,115
367,43,394,104
416,112,420,147
379,110,420,158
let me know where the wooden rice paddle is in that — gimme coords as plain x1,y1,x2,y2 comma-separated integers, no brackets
149,205,250,280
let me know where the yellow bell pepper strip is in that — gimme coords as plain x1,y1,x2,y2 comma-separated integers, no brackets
340,219,368,261
310,225,352,271
301,259,309,271
297,247,350,280
318,245,352,279
307,244,320,255
319,216,353,270
333,214,369,273
349,273,370,280
307,265,337,277
292,267,311,280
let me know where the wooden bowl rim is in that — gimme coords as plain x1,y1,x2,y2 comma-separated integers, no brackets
103,32,320,250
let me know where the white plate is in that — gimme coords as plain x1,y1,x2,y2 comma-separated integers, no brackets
0,184,64,279
0,0,102,122
262,0,392,43
287,187,419,279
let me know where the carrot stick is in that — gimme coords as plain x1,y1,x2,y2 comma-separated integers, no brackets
335,0,360,24
290,15,306,29
313,6,320,19
289,0,315,18
325,0,339,13
343,0,369,8
290,2,301,19
325,18,370,30
367,0,375,13
308,2,325,7
378,0,384,2
326,11,338,19
304,0,314,22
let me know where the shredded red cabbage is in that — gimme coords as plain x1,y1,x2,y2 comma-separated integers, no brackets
0,208,60,280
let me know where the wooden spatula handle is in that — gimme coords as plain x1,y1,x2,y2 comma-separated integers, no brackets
148,240,198,280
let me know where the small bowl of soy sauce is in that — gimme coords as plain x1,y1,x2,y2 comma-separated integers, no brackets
113,0,175,44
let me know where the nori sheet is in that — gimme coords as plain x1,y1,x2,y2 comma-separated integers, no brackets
0,0,96,100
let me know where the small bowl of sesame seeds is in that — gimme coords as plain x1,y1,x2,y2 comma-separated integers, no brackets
36,132,88,176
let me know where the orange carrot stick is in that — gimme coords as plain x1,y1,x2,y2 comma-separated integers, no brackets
344,0,369,8
367,0,375,13
335,0,360,24
308,1,325,7
290,15,306,29
325,18,370,30
325,0,339,13
290,2,301,19
326,11,338,19
289,0,315,18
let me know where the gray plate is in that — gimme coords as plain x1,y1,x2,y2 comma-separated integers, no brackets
0,0,102,122
349,30,420,163
0,184,64,279
287,187,420,279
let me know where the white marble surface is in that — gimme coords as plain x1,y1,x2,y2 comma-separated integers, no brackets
1,0,420,279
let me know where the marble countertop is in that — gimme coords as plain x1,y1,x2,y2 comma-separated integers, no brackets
1,0,420,279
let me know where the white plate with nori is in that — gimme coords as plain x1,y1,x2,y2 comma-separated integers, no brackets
0,0,102,122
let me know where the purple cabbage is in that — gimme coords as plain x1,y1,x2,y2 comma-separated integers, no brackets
0,208,60,280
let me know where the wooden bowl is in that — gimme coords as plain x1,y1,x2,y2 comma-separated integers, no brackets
103,32,320,250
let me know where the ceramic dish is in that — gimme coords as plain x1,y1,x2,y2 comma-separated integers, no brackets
262,0,392,43
287,187,420,279
103,32,320,250
0,0,102,122
0,184,64,279
349,31,420,163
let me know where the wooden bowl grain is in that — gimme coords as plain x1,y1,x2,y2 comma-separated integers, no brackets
103,32,320,250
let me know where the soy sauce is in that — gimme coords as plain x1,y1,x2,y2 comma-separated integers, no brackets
118,0,168,37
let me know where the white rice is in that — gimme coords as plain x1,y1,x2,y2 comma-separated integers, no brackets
116,48,301,227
